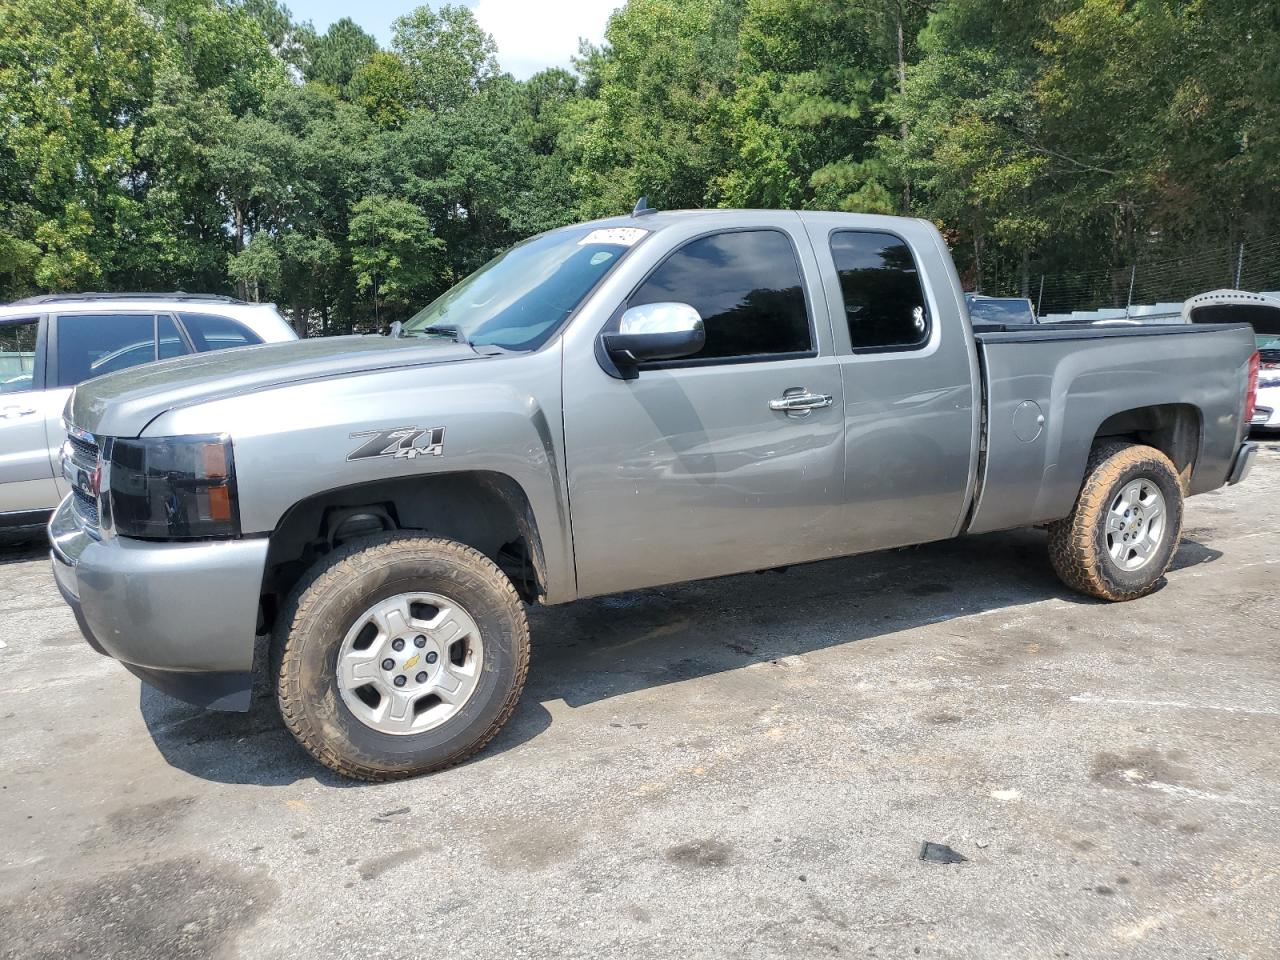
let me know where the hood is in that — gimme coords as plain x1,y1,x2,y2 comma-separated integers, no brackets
68,334,483,437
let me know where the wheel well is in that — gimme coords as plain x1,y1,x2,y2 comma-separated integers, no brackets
259,471,545,632
1093,403,1202,490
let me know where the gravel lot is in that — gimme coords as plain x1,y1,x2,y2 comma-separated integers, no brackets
1,440,1277,960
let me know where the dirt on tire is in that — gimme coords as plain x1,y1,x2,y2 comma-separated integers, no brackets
274,533,530,781
1047,441,1183,602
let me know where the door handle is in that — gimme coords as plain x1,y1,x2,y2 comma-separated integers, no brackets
1,405,37,419
768,391,833,414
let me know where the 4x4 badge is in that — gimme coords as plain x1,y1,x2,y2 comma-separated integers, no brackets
348,426,446,461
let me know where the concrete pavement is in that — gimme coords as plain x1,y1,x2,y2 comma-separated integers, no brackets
1,441,1277,959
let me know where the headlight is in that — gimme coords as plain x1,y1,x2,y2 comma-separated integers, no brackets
108,435,240,540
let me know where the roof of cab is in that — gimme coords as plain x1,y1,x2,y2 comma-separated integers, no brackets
566,206,934,235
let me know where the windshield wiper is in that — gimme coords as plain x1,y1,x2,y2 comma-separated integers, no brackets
418,324,471,347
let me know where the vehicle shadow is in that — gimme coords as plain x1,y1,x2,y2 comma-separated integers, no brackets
139,656,556,789
140,528,1220,787
0,538,47,565
523,529,1220,705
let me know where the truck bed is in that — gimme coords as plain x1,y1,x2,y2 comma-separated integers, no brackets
965,322,1256,535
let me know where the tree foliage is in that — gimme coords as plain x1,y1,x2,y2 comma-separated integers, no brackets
2,0,1277,325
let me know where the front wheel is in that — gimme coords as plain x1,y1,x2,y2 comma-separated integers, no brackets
1047,442,1184,601
275,533,529,780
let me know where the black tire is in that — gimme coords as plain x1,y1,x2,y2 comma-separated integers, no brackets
275,533,529,781
1047,441,1184,601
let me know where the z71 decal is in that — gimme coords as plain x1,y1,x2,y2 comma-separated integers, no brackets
348,426,446,461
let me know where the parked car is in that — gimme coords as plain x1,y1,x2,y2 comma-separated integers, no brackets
1182,289,1280,432
49,211,1259,780
964,293,1038,325
0,294,295,540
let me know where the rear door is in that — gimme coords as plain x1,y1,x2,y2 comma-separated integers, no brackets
800,215,980,552
0,315,61,515
563,217,847,597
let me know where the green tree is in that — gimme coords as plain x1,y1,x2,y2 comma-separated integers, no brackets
350,52,417,129
3,0,1278,322
718,0,898,212
0,0,159,291
228,234,282,301
886,41,1047,291
349,196,446,310
392,4,499,112
1036,0,1280,258
566,0,743,217
304,17,379,91
882,0,1055,291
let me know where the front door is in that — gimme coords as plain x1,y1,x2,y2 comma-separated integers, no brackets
563,224,846,598
0,316,60,515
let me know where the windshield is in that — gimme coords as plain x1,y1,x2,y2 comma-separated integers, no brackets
403,226,647,350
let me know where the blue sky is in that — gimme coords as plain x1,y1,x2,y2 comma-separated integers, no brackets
287,0,619,79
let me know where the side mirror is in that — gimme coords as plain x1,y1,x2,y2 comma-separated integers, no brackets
602,302,705,377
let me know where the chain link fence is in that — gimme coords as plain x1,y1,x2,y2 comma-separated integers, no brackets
989,236,1280,318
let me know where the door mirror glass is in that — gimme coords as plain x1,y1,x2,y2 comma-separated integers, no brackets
603,302,705,375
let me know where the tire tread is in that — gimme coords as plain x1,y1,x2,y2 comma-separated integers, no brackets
1046,441,1182,602
274,533,529,781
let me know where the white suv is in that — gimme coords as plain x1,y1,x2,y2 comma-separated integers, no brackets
0,293,295,539
1181,289,1280,433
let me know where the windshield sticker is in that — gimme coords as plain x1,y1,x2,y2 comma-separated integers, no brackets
348,426,445,461
578,227,648,248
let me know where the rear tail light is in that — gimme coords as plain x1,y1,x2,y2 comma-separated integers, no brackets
1244,351,1260,425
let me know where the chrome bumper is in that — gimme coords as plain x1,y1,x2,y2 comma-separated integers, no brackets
49,495,269,711
1226,442,1258,486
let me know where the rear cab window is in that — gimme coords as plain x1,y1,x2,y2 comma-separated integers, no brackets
628,229,813,364
966,296,1037,325
830,231,929,352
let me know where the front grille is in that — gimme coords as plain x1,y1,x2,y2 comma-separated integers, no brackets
65,429,102,529
68,432,98,467
1260,347,1280,365
72,487,100,526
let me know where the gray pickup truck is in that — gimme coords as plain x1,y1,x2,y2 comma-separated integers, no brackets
49,210,1260,780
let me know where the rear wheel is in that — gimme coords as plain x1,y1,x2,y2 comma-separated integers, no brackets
1047,442,1184,601
275,533,529,781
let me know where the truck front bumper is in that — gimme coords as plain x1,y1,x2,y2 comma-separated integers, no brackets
49,495,268,711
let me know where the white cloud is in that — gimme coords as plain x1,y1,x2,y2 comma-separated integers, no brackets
470,0,620,80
